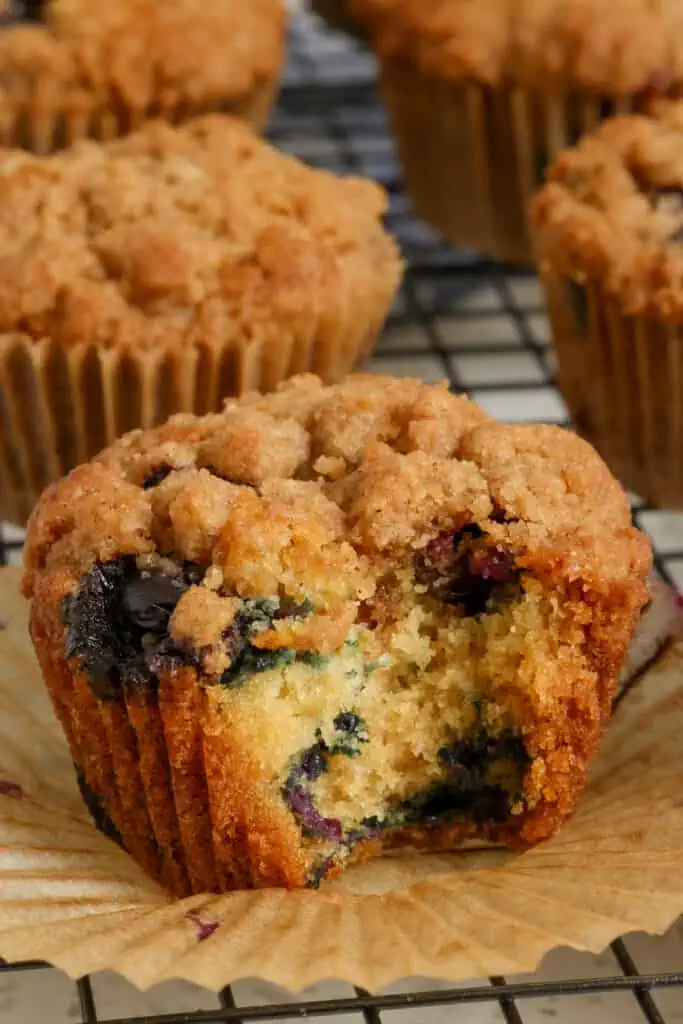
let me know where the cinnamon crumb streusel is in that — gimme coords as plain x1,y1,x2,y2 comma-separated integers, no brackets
22,374,651,893
0,0,286,151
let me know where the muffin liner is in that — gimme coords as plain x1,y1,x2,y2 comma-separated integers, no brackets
0,277,394,524
0,565,682,992
378,61,642,265
0,78,279,154
542,271,683,508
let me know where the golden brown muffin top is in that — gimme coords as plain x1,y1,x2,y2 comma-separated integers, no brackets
349,0,683,93
531,100,683,320
0,0,285,111
23,374,652,635
0,114,397,350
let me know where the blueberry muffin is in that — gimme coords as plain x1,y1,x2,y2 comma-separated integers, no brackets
22,373,651,894
0,115,402,526
0,0,286,152
349,0,683,265
531,101,683,508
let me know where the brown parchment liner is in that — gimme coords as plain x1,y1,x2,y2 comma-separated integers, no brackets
542,270,683,509
0,567,683,992
0,77,279,154
377,61,645,265
0,266,395,525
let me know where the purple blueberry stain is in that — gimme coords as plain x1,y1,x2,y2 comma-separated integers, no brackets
187,911,220,942
416,525,520,617
0,780,23,800
63,557,204,702
142,464,174,490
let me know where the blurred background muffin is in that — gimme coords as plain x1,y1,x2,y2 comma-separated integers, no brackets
531,100,683,509
347,0,683,265
0,0,287,152
0,114,402,525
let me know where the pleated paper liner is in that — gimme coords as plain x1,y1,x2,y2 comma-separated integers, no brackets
377,62,649,265
0,269,396,526
542,271,683,509
0,567,681,992
0,77,279,154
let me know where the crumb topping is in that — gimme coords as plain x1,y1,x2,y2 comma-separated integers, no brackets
0,0,285,112
23,373,651,623
0,114,398,349
531,100,683,320
350,0,683,94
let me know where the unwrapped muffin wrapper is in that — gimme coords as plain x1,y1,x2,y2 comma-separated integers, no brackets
542,271,683,509
378,61,643,265
0,568,682,992
0,78,278,154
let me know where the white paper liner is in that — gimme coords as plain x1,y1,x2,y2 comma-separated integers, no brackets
0,565,682,993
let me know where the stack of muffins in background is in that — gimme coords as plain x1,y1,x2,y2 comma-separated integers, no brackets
2,0,683,521
312,0,683,511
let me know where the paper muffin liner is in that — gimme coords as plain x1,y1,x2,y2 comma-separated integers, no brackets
0,279,394,525
0,564,682,992
378,61,644,265
542,270,683,508
0,77,279,154
310,0,367,43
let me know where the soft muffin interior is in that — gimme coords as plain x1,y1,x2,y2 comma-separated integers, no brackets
64,520,596,886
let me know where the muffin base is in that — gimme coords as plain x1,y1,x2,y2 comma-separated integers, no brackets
543,271,683,508
379,60,638,265
0,76,279,154
0,271,396,525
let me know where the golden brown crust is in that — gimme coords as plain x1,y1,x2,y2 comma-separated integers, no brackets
0,0,286,122
23,373,652,892
350,0,683,93
531,101,683,321
0,115,401,354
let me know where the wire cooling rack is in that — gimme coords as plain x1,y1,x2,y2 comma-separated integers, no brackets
1,10,683,1024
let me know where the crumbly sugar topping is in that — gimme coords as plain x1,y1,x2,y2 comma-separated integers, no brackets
350,0,683,93
23,373,651,619
0,114,396,350
0,0,285,109
531,100,683,319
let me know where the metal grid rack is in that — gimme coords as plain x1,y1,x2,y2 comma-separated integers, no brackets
1,10,683,1024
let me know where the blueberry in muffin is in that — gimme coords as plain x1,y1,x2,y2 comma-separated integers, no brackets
22,373,652,893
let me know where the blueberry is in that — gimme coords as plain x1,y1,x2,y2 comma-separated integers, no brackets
122,569,189,631
63,557,202,702
299,741,328,781
334,711,362,734
142,464,173,489
416,526,519,617
286,785,342,841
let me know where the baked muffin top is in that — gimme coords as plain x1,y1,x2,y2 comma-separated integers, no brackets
349,0,683,94
0,114,398,350
0,0,285,112
531,100,683,320
23,374,651,636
